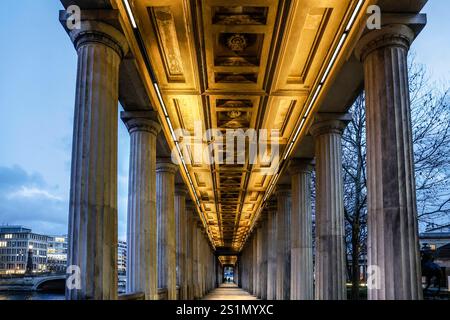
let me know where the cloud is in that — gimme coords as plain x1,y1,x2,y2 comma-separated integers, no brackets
0,165,68,235
7,186,63,201
0,165,45,190
0,164,129,239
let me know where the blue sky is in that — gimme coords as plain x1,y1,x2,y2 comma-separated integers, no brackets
0,1,448,240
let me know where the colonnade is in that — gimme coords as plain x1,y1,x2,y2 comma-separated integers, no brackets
239,24,423,300
64,18,216,301
64,14,422,300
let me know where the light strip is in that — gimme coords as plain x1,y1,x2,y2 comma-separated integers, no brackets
292,117,306,142
320,33,347,84
283,142,295,160
345,0,364,32
153,83,169,117
175,142,183,158
123,0,363,251
166,117,177,142
261,1,365,212
156,86,194,203
304,84,322,119
156,81,208,237
123,0,137,29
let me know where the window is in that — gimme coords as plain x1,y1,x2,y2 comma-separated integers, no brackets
0,241,7,248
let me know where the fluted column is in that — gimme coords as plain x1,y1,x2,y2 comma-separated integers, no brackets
157,158,178,300
247,234,254,294
175,184,188,299
290,159,314,300
259,216,268,300
192,216,200,299
185,201,194,299
122,111,161,300
235,262,240,286
276,186,291,300
65,20,128,300
199,231,206,296
217,261,222,286
242,251,247,290
310,115,349,300
253,230,258,296
202,233,208,294
266,201,277,300
356,24,422,300
256,225,262,297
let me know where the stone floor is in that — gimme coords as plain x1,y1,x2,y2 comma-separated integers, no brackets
203,283,258,300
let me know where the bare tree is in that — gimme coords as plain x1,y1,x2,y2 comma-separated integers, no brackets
409,62,450,226
342,94,367,300
342,56,450,299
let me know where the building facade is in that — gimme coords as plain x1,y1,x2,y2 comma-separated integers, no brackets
118,240,127,276
47,235,68,273
0,226,49,275
419,225,450,251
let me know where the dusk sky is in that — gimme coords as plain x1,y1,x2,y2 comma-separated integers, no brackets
0,1,448,240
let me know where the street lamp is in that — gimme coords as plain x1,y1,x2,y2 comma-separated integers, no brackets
25,245,34,275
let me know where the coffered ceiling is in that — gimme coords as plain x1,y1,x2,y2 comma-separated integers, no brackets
113,0,370,251
218,255,238,267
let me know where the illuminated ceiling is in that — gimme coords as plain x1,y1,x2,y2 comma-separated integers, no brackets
218,255,238,266
113,0,371,251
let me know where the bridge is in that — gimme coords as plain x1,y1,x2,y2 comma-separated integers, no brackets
0,275,66,292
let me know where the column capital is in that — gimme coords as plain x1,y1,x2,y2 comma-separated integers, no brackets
156,158,178,174
289,158,314,174
175,184,189,196
60,9,129,58
310,113,351,137
355,24,414,62
275,184,291,197
121,111,161,135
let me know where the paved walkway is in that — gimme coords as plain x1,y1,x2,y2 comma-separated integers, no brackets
203,283,258,300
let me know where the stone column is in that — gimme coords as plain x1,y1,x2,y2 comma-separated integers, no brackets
289,159,314,300
276,186,291,300
247,235,254,294
65,20,128,300
185,201,194,299
241,254,246,290
175,184,188,299
266,201,277,300
216,261,222,286
157,158,178,300
242,253,247,290
259,217,268,300
122,111,161,300
356,24,422,300
256,225,264,298
310,114,349,300
192,216,200,299
199,232,206,296
253,230,259,296
235,262,240,286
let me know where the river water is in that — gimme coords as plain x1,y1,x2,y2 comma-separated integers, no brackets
0,292,65,300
